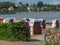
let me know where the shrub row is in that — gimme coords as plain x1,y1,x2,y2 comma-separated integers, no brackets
0,21,30,41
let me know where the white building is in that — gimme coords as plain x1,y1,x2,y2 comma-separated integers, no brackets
27,7,31,12
8,6,14,11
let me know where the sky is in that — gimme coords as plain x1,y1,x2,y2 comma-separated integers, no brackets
0,0,60,5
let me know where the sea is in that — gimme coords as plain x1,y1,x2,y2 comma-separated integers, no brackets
0,12,60,22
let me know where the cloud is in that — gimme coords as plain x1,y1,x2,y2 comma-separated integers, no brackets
0,0,60,5
15,0,60,4
49,0,60,4
15,0,39,4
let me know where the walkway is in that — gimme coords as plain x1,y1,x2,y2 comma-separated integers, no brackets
0,34,45,45
0,40,24,45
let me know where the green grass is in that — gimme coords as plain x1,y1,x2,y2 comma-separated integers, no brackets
45,41,59,45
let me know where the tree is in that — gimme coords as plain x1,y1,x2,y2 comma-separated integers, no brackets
25,3,29,7
37,1,43,8
44,4,47,6
19,2,22,4
1,8,8,13
19,2,23,7
0,2,15,9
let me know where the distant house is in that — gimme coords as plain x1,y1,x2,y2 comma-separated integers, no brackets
37,8,40,11
56,6,60,11
8,6,14,11
41,6,48,11
27,7,31,12
44,6,48,8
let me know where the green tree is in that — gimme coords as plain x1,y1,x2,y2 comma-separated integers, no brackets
19,2,22,5
37,1,43,8
1,8,8,13
25,3,29,7
0,2,15,9
19,2,23,7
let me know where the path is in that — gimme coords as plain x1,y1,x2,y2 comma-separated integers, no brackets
0,34,45,45
0,40,24,45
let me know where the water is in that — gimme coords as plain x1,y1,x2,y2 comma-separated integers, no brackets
0,12,60,22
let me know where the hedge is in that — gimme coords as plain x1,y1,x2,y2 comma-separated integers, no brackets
0,21,30,41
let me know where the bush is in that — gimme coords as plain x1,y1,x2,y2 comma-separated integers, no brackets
0,21,30,41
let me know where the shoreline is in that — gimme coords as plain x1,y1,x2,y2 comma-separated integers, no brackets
0,13,16,14
0,11,60,14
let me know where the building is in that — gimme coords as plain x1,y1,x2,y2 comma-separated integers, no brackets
37,8,40,11
41,6,48,11
8,6,14,11
27,7,31,12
